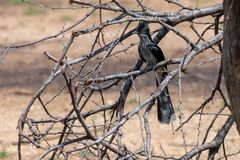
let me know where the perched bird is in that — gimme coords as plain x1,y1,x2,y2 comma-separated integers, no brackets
137,22,175,124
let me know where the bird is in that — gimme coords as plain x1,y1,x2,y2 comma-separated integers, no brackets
137,22,175,124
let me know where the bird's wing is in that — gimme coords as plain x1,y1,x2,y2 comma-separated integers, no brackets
148,43,165,62
148,43,168,81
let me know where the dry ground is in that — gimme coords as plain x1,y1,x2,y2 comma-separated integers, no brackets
0,0,239,159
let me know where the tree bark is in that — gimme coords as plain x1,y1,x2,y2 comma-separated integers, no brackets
223,0,240,134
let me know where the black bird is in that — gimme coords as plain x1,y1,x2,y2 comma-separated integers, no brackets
137,22,175,124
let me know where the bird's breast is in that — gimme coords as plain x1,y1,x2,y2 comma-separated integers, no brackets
138,44,158,65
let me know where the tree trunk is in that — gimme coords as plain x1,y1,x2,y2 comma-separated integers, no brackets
223,0,240,134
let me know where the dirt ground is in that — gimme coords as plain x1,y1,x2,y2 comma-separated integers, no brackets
0,0,239,159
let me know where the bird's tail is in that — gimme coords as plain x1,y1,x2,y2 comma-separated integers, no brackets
156,85,175,124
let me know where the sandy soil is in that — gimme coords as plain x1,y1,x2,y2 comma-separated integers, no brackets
0,0,239,159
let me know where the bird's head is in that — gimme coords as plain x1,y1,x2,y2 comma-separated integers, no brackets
137,21,150,37
137,21,149,33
